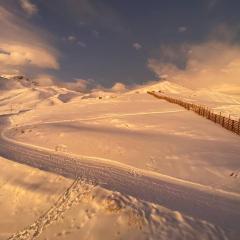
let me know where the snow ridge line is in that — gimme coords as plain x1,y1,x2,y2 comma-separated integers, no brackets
7,178,95,240
148,91,240,136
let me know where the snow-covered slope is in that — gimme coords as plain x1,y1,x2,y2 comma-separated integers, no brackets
130,80,240,118
0,156,229,240
129,81,193,95
0,75,41,90
1,77,240,239
0,75,84,113
0,76,25,91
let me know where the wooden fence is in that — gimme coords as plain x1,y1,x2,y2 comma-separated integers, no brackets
148,91,240,136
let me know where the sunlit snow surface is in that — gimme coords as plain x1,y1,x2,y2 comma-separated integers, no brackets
0,77,240,239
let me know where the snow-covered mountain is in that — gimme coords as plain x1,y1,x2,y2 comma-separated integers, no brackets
0,75,84,113
1,75,240,118
0,75,121,112
129,80,193,95
1,75,240,239
0,76,26,91
128,80,240,119
0,75,43,90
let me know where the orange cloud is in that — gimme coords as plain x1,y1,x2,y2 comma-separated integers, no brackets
19,0,38,16
148,41,240,92
0,6,59,75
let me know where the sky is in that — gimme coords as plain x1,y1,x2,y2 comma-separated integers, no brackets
0,0,240,89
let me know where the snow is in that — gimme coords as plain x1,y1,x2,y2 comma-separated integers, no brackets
0,156,70,239
6,92,240,194
0,157,229,240
0,76,240,239
129,80,193,95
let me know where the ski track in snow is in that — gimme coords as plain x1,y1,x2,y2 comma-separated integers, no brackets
0,114,240,238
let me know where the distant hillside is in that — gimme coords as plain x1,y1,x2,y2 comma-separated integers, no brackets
129,80,193,95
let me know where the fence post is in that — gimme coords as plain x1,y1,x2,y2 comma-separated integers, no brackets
228,114,231,130
219,112,221,124
238,119,240,135
222,116,225,127
214,112,217,123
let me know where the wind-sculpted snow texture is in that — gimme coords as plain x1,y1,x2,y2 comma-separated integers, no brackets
2,163,229,240
7,178,94,240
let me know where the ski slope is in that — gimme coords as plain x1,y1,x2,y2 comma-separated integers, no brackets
0,116,240,239
1,77,240,239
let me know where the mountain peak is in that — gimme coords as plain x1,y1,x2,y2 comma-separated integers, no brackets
129,80,193,95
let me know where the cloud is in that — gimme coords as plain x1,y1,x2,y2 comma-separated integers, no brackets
148,40,240,91
178,26,187,33
0,43,59,69
33,74,55,86
133,42,142,50
67,36,77,42
92,30,100,38
111,82,127,92
19,0,38,16
77,41,87,48
41,0,125,34
64,36,86,47
207,0,219,10
63,78,96,92
0,6,59,75
79,21,86,26
63,79,128,93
